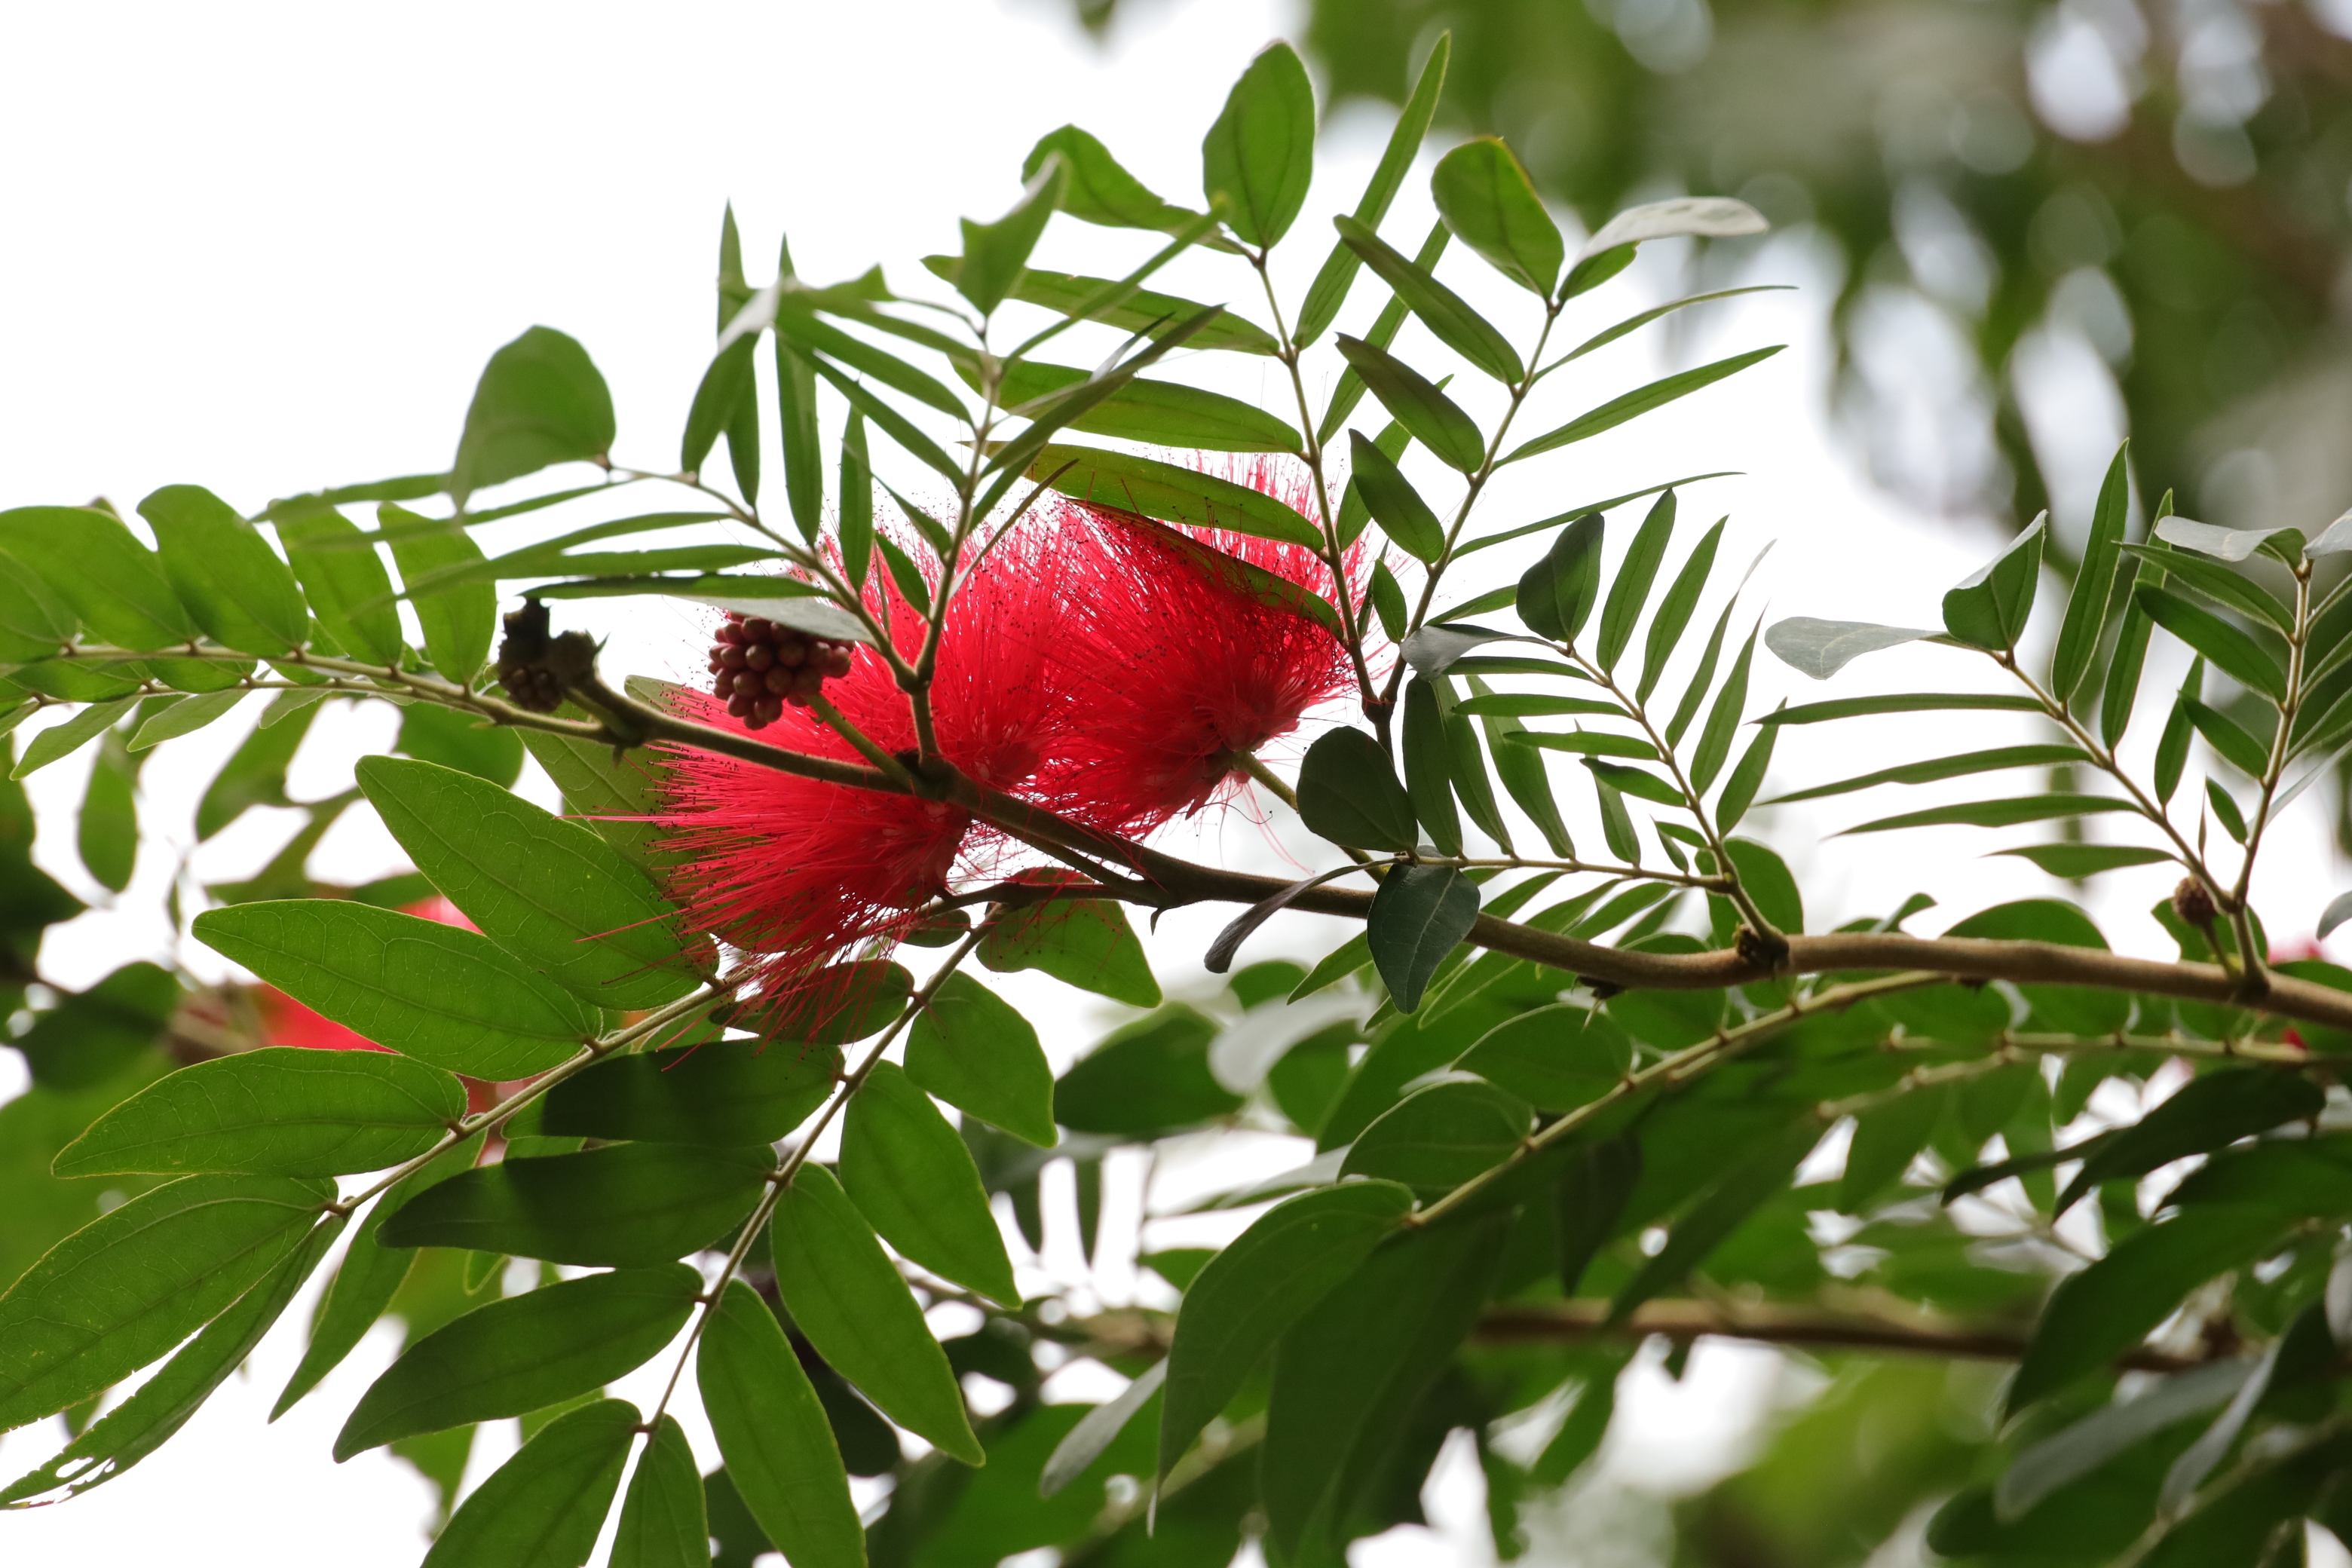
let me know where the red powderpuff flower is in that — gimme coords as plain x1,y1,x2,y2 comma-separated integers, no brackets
1031,458,1364,833
654,522,1072,994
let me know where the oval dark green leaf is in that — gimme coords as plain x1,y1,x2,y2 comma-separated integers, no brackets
381,1144,767,1266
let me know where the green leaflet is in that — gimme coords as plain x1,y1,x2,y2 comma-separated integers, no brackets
276,1135,484,1419
417,1398,638,1568
0,1172,333,1432
2053,1069,2323,1216
1610,1119,1819,1323
840,1061,1021,1307
1339,1080,1532,1193
1334,214,1521,383
1838,794,2139,835
1455,1003,1632,1112
0,505,195,651
1023,123,1211,240
2136,584,2287,700
697,1281,865,1568
988,360,1299,452
1346,430,1444,562
771,1164,982,1465
336,1264,700,1459
1261,1215,1510,1563
1401,679,1462,856
1201,41,1315,248
1471,675,1573,856
1598,488,1677,672
193,900,596,1079
0,1213,341,1506
1367,863,1481,1014
1430,135,1561,296
1056,1006,1244,1138
906,971,1058,1147
357,756,697,1010
1333,334,1485,472
2010,1205,2295,1412
1157,1181,1415,1481
2050,442,2132,703
611,1414,708,1568
449,326,617,506
1293,35,1448,346
1762,744,2087,805
978,885,1160,1007
1760,692,2044,725
1022,443,1321,549
139,484,305,655
1517,512,1603,644
1943,513,2045,651
1297,727,1416,852
381,503,495,685
381,1143,768,1266
54,1048,462,1178
542,1040,837,1146
922,260,1278,356
274,503,407,666
1502,348,1783,466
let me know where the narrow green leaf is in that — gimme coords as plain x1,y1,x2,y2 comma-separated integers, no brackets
1839,795,2139,835
544,1040,835,1147
0,1173,332,1432
2136,586,2286,700
807,359,960,482
1611,1120,1816,1322
991,360,1299,453
2206,776,2248,843
276,503,406,666
1454,693,1615,719
0,506,194,650
1315,224,1447,446
1456,1003,1631,1113
1838,1086,1946,1211
611,1414,708,1568
1443,698,1511,850
2054,1070,2323,1216
698,1282,865,1568
1430,136,1561,296
1367,558,1406,636
1943,513,2047,652
1294,34,1448,345
1025,443,1320,549
1516,512,1603,644
128,688,242,752
978,886,1161,1008
274,1136,482,1418
1592,773,1639,861
1635,518,1725,703
1990,844,2173,877
1201,41,1315,247
2011,1207,2290,1412
1508,729,1657,761
1262,1216,1508,1563
0,1213,341,1505
75,729,137,893
906,972,1058,1148
773,277,825,540
1367,864,1480,1014
1334,215,1521,384
772,1163,982,1465
1689,620,1759,793
417,1398,638,1568
2050,443,2133,703
13,696,136,782
192,900,596,1079
923,259,1278,355
1717,712,1776,832
1592,488,1674,673
381,504,495,684
357,756,694,1009
1340,1080,1531,1193
1585,758,1683,805
1296,727,1416,852
1503,348,1783,466
56,1048,461,1178
957,157,1069,316
2102,517,2173,750
1402,679,1462,856
1023,124,1211,240
449,326,617,506
139,485,305,654
1470,675,1573,855
2116,544,2288,633
1158,1181,1415,1481
1764,744,2088,805
1334,335,1485,472
1761,692,2043,725
2181,697,2271,776
1552,289,1787,371
381,1144,768,1266
2155,657,2203,804
841,1061,1019,1307
337,1265,699,1459
1346,431,1444,563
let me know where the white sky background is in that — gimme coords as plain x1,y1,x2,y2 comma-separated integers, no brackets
5,1,2351,1564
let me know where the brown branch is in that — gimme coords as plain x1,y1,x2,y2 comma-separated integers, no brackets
1475,1299,2210,1374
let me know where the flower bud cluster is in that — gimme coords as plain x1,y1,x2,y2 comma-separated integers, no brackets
708,613,855,730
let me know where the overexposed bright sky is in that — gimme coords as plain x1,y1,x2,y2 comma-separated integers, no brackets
6,2,2349,1565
